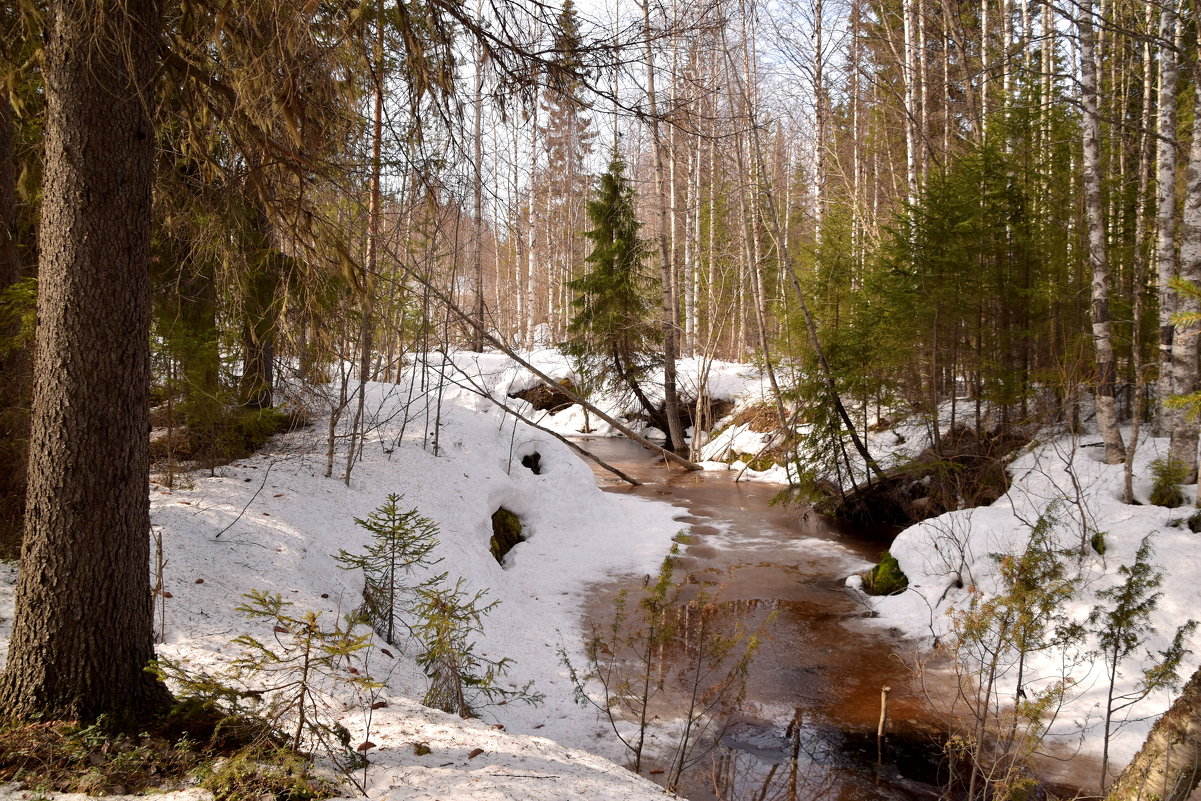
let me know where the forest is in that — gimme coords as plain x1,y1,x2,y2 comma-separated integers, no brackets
3,0,1201,797
6,0,1201,526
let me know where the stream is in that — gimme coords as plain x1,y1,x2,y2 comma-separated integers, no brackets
577,436,946,801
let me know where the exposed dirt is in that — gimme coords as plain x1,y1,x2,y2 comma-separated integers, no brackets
508,379,577,413
818,426,1030,530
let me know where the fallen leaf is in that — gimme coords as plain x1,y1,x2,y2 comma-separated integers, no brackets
381,648,394,658
178,501,190,505
490,724,504,730
413,743,432,756
194,578,204,584
348,667,360,675
356,742,376,752
650,769,665,775
273,625,289,634
371,701,388,710
273,493,285,498
467,748,484,760
261,512,270,516
320,593,329,598
161,591,173,599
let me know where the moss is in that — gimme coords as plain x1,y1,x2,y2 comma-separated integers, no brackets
489,507,525,564
727,402,781,433
1090,531,1107,556
861,551,909,596
201,745,339,801
734,452,777,472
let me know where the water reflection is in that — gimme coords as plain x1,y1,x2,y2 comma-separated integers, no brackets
576,437,944,800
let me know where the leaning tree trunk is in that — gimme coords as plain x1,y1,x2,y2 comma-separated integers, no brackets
1107,667,1201,801
1080,0,1126,465
0,0,169,722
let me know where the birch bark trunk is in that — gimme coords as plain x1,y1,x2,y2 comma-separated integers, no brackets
1156,0,1181,434
1167,76,1201,480
1080,0,1126,464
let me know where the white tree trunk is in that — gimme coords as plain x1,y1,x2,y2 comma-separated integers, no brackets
1168,77,1201,480
1107,668,1201,801
1080,0,1126,464
1156,0,1181,433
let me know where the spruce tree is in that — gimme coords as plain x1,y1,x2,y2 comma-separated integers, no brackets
565,149,662,420
333,493,444,647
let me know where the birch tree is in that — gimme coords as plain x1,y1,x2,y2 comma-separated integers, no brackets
1079,0,1126,464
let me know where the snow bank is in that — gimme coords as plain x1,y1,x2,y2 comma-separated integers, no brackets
860,427,1201,777
0,372,687,800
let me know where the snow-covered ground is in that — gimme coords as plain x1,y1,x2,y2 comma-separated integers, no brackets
855,425,1201,788
2,349,1197,798
0,354,707,800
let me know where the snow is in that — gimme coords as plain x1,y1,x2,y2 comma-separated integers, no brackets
2,349,1198,797
857,425,1201,783
0,363,691,800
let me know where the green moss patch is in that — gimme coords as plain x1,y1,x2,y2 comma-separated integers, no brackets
490,507,526,565
0,712,337,799
861,551,909,596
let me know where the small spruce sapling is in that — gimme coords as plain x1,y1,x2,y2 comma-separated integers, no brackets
412,578,542,718
1149,459,1189,508
334,493,445,646
152,591,381,794
231,590,381,759
1088,535,1197,793
941,503,1084,801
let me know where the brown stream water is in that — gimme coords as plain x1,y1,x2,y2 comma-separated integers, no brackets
578,436,947,801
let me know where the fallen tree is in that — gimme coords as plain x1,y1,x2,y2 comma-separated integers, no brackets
395,267,703,472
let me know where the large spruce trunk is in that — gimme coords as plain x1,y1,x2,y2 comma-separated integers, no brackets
0,0,168,721
0,94,16,289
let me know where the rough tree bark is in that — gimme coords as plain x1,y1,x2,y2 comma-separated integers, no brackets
0,0,169,721
1107,667,1201,801
240,201,281,411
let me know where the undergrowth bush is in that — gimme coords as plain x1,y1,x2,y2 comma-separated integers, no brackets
199,744,341,801
0,718,200,795
413,578,542,717
1149,458,1188,508
0,715,338,800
